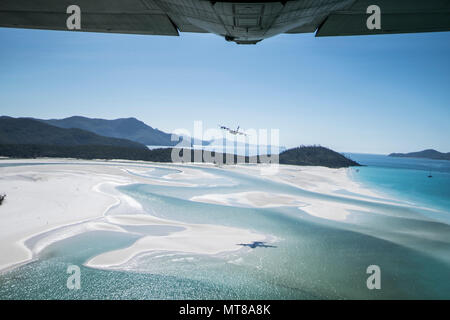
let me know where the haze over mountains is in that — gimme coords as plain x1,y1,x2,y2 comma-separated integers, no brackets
39,116,180,146
39,116,283,152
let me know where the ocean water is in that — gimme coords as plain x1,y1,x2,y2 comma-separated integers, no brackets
345,153,450,223
0,157,449,299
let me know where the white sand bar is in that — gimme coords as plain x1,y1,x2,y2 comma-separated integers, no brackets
0,159,265,271
191,191,307,208
0,159,395,272
86,214,264,269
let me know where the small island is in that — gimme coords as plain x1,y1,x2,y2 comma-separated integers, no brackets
389,149,450,161
279,146,360,168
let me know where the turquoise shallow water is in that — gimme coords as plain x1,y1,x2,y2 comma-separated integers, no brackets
345,153,450,222
0,159,449,299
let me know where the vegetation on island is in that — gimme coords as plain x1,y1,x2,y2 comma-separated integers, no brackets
0,144,359,168
0,117,147,149
278,146,360,168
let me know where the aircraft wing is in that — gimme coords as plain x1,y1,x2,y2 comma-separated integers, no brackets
0,1,449,44
0,0,180,36
315,0,450,37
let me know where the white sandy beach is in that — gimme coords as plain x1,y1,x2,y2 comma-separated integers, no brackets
0,159,265,271
0,158,390,272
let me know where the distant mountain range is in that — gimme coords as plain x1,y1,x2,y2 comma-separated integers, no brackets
38,116,180,146
389,149,450,161
35,116,284,151
0,117,146,149
0,116,359,168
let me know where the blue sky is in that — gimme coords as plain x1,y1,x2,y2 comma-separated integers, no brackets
0,28,449,154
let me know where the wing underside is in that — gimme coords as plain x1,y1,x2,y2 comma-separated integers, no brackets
0,0,449,43
315,0,450,36
0,0,180,36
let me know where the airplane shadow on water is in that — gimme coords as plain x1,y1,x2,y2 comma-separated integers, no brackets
237,241,277,249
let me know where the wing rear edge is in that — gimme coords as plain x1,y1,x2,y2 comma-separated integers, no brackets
316,0,450,37
0,0,179,36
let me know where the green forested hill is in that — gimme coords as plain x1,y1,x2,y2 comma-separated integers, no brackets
0,117,147,149
279,146,360,168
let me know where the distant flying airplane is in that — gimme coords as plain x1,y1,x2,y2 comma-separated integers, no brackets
219,125,248,136
0,1,448,45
